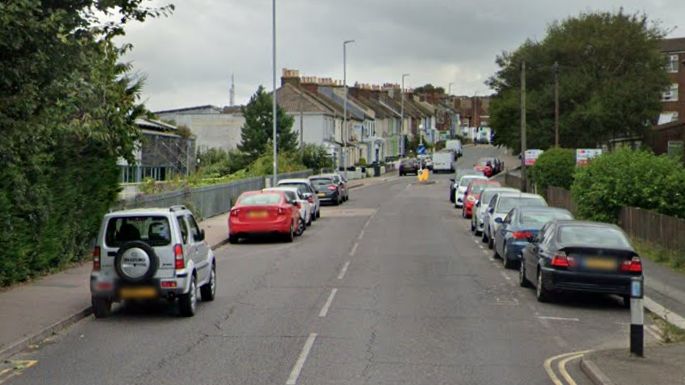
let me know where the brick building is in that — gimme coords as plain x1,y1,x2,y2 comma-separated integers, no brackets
660,37,685,124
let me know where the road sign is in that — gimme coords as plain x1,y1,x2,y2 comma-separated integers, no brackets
576,148,603,166
417,145,426,155
524,149,543,166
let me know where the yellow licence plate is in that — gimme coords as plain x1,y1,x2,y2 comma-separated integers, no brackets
584,258,617,270
247,211,268,218
317,193,326,197
119,287,157,299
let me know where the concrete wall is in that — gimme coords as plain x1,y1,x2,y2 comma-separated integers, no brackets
157,112,244,153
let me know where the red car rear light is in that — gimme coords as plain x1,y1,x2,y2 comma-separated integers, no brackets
231,209,240,217
96,281,113,291
92,246,101,271
512,231,533,240
327,185,337,191
620,256,642,273
551,253,573,268
161,280,177,288
174,244,185,269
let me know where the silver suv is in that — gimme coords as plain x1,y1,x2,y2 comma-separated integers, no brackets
90,206,216,318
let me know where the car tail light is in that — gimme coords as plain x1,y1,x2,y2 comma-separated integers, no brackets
620,256,642,273
551,252,572,268
327,185,337,191
96,281,113,291
231,209,240,217
512,231,533,240
174,244,185,269
92,246,101,271
161,280,177,288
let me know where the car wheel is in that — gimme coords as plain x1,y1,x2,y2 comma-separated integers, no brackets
470,221,475,232
519,260,532,288
482,230,488,243
488,236,494,249
92,297,112,319
502,249,514,269
200,263,216,302
284,222,294,243
296,218,305,236
307,214,313,226
536,270,552,303
179,275,197,317
228,234,239,244
316,209,321,219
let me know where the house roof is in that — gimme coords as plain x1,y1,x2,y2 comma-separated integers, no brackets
135,118,177,132
661,37,685,53
276,83,334,115
354,95,392,119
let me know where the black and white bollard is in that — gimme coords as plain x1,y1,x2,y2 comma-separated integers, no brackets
630,276,644,357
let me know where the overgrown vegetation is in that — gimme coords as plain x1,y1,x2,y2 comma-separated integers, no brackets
531,148,576,190
650,313,685,343
0,1,173,286
488,11,669,151
632,238,685,275
572,149,685,223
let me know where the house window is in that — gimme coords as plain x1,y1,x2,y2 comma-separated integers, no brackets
666,54,680,73
662,83,679,102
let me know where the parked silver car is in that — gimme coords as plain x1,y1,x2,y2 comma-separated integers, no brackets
277,178,321,220
90,206,216,318
482,192,548,249
471,187,519,235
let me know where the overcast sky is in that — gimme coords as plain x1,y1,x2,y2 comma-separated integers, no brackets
121,0,685,111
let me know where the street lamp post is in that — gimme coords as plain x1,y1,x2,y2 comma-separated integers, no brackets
342,39,355,175
448,82,454,95
401,73,409,157
271,0,278,186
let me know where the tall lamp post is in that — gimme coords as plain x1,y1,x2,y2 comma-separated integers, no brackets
401,73,409,157
448,82,455,95
271,0,278,186
342,39,355,175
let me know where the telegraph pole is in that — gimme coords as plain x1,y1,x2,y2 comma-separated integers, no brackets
271,0,278,186
520,61,527,192
554,61,560,148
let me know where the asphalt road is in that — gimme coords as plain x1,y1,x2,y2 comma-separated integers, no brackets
5,146,653,385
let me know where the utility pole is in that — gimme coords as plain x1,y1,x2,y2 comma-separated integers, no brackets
343,40,355,174
520,61,527,192
401,73,409,157
553,61,560,148
299,89,304,152
448,82,454,96
271,0,278,186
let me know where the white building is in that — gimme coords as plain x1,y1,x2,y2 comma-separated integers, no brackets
155,105,245,153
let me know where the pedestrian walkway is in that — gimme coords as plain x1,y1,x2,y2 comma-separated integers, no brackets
581,343,685,385
0,214,229,360
643,258,685,329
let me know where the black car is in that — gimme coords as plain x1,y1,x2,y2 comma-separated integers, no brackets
399,159,419,176
309,176,342,205
519,220,642,306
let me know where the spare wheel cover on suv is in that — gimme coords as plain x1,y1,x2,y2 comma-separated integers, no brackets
114,241,159,283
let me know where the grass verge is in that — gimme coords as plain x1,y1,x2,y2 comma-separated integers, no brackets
632,238,685,275
650,312,685,343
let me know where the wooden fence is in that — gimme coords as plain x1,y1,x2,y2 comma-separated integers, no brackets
619,207,685,252
545,186,577,214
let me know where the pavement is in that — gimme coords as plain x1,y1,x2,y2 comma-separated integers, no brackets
580,344,685,385
0,173,395,362
0,146,680,385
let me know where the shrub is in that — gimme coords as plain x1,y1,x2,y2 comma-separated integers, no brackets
571,148,685,223
531,148,576,190
301,144,334,172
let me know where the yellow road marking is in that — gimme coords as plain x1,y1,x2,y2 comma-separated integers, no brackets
559,353,586,385
543,350,590,385
0,360,38,385
0,369,11,377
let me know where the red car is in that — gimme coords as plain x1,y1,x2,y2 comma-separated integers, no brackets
474,158,494,177
462,180,502,218
228,190,301,243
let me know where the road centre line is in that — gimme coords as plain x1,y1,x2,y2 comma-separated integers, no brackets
285,333,318,385
349,242,359,257
337,261,350,280
537,316,580,322
319,288,338,318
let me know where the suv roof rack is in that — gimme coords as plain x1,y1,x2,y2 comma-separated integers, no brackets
169,205,187,212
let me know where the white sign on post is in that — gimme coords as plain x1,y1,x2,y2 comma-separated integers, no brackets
576,149,603,166
524,149,544,166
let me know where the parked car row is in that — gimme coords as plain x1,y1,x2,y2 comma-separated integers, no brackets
228,174,349,244
473,157,504,177
451,179,644,307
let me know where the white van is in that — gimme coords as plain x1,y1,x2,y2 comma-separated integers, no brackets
445,140,463,157
432,150,456,173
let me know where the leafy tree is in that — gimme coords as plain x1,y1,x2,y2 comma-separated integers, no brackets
531,148,576,190
197,148,248,177
300,144,334,172
238,86,297,161
0,1,172,285
414,84,446,95
572,149,685,222
488,11,669,152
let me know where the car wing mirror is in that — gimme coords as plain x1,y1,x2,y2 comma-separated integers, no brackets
494,217,503,224
195,229,206,242
487,207,494,214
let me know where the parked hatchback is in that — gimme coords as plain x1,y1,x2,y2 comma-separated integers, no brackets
90,206,216,318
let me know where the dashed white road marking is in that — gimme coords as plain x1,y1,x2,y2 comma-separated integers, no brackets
319,288,338,317
537,316,580,322
286,333,318,385
337,261,350,280
357,230,365,240
349,242,359,257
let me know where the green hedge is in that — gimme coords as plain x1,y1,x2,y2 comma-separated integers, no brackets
531,148,576,190
571,148,685,223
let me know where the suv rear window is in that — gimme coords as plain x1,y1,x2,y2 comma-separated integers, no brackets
105,216,171,247
310,178,334,186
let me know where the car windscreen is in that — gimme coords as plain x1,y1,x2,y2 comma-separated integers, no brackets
459,176,482,187
496,197,546,213
105,216,171,247
519,211,573,228
470,183,497,194
558,226,631,248
238,193,281,206
310,178,334,186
